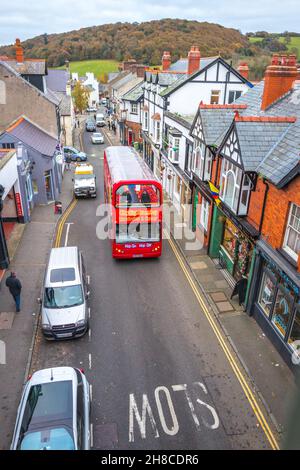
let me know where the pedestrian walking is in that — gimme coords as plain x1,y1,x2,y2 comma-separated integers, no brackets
5,271,22,312
108,119,111,131
77,119,80,128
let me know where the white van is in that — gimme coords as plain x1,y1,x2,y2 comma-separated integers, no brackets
96,112,105,127
41,247,90,340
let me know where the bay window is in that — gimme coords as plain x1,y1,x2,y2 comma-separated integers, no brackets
199,198,209,231
283,203,300,261
193,143,205,178
219,159,251,215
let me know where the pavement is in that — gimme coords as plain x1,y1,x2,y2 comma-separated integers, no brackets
0,115,297,450
0,120,82,449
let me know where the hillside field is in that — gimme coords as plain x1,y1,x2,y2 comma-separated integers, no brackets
55,59,119,79
249,36,300,58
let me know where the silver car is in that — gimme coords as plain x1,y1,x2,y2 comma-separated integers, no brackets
41,247,90,340
11,367,91,450
91,132,104,144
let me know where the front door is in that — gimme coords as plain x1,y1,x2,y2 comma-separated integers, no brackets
44,170,54,202
128,130,133,146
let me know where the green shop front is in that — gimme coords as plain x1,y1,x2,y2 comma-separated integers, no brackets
209,204,259,299
248,239,300,368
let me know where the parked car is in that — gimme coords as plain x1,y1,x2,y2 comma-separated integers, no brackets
63,146,87,162
86,106,97,112
11,367,91,450
85,120,96,132
91,132,104,144
41,246,90,340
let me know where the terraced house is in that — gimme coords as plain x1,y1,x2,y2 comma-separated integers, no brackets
189,54,300,366
141,46,252,210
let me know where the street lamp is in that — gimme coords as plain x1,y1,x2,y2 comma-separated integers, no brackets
0,184,9,269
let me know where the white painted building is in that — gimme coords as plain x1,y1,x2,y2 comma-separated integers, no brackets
141,48,253,217
72,72,99,107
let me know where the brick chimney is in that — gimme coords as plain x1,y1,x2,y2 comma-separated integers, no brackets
162,51,171,71
187,46,200,75
238,62,249,80
261,54,298,111
15,38,24,63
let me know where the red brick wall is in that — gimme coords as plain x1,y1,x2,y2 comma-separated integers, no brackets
260,176,300,271
125,120,142,143
247,177,266,230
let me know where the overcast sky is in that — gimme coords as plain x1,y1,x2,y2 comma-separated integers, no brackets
1,0,299,46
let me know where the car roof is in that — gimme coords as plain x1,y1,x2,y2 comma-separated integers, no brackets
29,367,78,385
45,247,81,286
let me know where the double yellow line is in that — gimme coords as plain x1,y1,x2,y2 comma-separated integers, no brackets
54,198,78,248
166,231,280,450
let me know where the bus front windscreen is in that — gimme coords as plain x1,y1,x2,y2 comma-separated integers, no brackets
116,184,160,207
116,223,160,243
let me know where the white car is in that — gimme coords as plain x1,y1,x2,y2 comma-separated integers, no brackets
86,106,97,112
10,367,91,450
91,132,104,144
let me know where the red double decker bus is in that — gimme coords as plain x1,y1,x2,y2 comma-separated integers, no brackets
103,146,163,259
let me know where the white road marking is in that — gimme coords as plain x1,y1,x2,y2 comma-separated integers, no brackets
89,384,93,402
88,328,91,341
129,394,159,442
89,353,92,369
88,307,91,319
64,222,74,247
154,386,179,436
194,382,220,430
172,384,201,431
87,275,90,285
90,423,94,448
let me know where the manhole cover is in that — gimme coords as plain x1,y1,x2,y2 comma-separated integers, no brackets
0,312,15,329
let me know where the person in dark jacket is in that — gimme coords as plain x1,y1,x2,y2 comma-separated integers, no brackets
5,272,22,312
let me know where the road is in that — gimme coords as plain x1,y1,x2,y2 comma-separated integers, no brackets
27,113,276,450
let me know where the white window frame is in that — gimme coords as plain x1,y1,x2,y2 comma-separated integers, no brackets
193,142,206,179
283,203,300,261
200,198,209,231
203,150,212,181
144,111,148,130
219,159,243,214
169,136,180,163
131,103,138,114
210,90,221,105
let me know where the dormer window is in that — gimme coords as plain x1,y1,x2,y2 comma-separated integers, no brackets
283,203,300,261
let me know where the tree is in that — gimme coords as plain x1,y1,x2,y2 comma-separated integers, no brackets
72,81,90,114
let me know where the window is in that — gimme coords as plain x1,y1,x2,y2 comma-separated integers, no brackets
174,176,181,200
239,174,252,215
228,90,242,104
169,137,180,163
116,223,160,243
271,285,295,338
200,198,209,231
193,143,205,178
2,142,15,149
156,121,161,142
283,203,300,261
210,90,220,105
219,159,243,214
185,142,193,174
32,180,38,195
44,285,84,309
116,184,160,207
203,150,212,181
131,103,138,114
288,307,300,352
144,112,148,130
258,271,276,317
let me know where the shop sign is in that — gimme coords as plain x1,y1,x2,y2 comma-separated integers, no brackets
15,193,23,217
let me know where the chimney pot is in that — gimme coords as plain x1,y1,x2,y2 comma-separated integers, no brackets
238,62,249,80
15,38,24,63
261,55,298,110
162,51,171,71
188,45,201,75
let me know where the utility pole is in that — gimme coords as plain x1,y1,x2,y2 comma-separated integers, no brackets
0,184,9,269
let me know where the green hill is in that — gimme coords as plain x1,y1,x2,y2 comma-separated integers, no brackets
0,19,249,67
55,59,119,80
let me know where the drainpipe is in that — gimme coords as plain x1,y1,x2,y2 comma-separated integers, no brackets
259,178,269,234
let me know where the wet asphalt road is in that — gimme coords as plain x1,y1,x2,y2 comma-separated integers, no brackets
27,119,273,450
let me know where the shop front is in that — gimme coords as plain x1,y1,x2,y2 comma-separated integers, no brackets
249,240,300,367
209,204,259,295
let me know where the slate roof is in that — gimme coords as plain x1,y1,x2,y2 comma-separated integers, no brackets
236,121,293,172
165,111,194,129
169,57,217,73
46,69,68,92
5,117,58,157
122,82,144,102
197,80,300,186
3,59,46,75
52,92,72,116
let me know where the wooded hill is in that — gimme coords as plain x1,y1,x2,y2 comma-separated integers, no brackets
0,19,250,67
